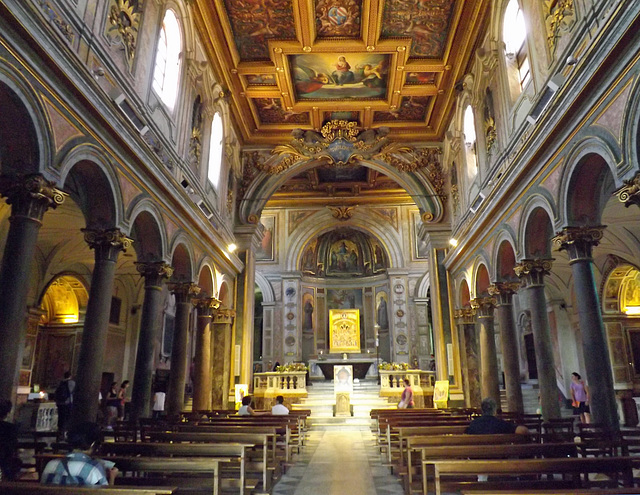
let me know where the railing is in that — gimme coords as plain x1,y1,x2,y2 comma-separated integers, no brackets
379,370,435,408
253,371,308,395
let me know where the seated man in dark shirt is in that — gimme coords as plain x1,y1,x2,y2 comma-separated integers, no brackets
466,397,529,435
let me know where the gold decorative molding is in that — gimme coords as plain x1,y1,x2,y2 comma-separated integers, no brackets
552,226,605,261
454,307,476,323
37,0,74,43
615,173,640,208
470,296,497,317
135,261,174,281
327,205,357,221
107,0,142,67
545,0,575,53
487,282,520,305
514,258,554,286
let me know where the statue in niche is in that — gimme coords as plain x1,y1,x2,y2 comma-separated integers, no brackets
377,294,389,330
374,243,385,270
301,245,316,273
303,300,314,332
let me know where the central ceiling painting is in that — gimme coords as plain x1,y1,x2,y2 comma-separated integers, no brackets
290,53,389,100
193,0,489,143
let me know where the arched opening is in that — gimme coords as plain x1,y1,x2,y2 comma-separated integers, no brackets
0,81,39,173
208,113,224,189
476,264,491,296
460,279,471,307
32,275,89,389
463,104,478,179
566,153,615,226
130,210,163,262
152,9,182,111
503,0,530,96
496,239,518,282
524,207,553,258
254,285,263,371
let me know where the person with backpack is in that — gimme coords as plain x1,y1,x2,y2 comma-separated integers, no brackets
55,371,75,437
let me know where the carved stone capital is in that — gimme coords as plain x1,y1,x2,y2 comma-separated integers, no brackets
169,282,201,303
616,173,640,208
0,174,66,222
213,307,236,324
552,226,605,262
470,297,497,317
135,261,174,286
454,307,476,324
82,228,132,262
193,297,222,316
514,258,553,287
487,282,521,306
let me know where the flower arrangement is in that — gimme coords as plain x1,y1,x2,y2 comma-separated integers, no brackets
275,363,308,372
378,361,412,371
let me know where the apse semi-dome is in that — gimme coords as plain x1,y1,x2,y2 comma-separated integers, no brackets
299,227,389,277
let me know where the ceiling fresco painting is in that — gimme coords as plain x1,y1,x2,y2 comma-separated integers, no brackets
195,0,488,142
253,98,311,125
222,0,296,60
373,97,430,122
381,0,457,58
290,53,389,100
315,0,362,38
405,72,437,85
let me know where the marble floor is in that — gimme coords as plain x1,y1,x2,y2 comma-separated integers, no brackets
272,427,404,495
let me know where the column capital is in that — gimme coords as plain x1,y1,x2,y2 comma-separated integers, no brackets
0,173,66,221
169,282,201,303
552,225,605,262
193,296,222,315
213,307,236,324
135,261,174,285
488,282,521,305
616,172,640,208
454,307,476,324
470,297,497,317
514,258,553,287
82,228,132,261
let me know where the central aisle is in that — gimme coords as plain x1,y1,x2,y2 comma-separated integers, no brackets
273,427,404,495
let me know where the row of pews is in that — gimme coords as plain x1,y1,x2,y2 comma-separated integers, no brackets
1,408,311,495
370,407,640,495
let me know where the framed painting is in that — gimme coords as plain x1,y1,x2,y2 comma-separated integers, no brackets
256,215,277,262
22,334,37,369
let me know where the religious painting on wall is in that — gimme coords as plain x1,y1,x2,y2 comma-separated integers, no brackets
411,211,429,260
328,239,360,273
256,215,276,262
327,288,363,311
375,290,389,331
22,334,37,369
300,240,318,275
329,309,360,353
289,53,390,100
302,291,315,333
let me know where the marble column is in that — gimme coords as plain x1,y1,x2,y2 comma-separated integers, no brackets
166,282,201,416
72,229,132,425
234,225,261,385
471,297,500,406
212,308,235,409
130,261,173,420
553,226,619,430
192,297,221,412
514,259,561,420
488,282,524,414
455,308,481,408
0,175,65,399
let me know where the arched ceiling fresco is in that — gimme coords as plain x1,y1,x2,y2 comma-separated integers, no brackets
192,0,490,143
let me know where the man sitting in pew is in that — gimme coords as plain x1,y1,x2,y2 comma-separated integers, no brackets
41,422,118,486
271,396,289,416
466,398,529,435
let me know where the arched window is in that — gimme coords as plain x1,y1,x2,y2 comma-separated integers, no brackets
207,113,224,189
463,105,477,177
503,0,530,90
152,10,182,110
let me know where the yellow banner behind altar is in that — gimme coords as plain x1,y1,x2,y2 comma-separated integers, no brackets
329,309,360,353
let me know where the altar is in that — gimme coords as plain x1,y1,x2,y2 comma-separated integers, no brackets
309,355,377,380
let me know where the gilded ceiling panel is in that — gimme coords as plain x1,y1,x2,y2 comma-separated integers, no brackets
315,0,362,38
253,98,311,124
373,96,430,122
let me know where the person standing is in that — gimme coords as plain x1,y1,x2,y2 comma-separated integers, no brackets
271,395,289,415
399,378,414,409
571,372,590,424
117,381,130,421
152,386,166,419
54,371,75,436
105,382,119,429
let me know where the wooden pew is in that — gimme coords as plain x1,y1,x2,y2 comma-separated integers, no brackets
383,423,469,466
109,434,277,492
431,457,636,495
401,434,529,495
0,483,175,495
411,441,576,495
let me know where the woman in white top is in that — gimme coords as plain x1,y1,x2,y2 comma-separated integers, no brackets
152,389,166,419
238,396,267,416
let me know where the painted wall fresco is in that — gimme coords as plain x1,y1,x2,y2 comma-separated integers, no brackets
373,96,430,122
222,0,296,60
290,53,389,100
256,214,276,261
315,0,362,38
381,0,456,58
253,98,310,124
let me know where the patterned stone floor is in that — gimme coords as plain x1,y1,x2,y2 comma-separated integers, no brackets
272,427,404,495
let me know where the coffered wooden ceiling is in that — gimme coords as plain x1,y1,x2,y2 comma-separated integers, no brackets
193,0,489,145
